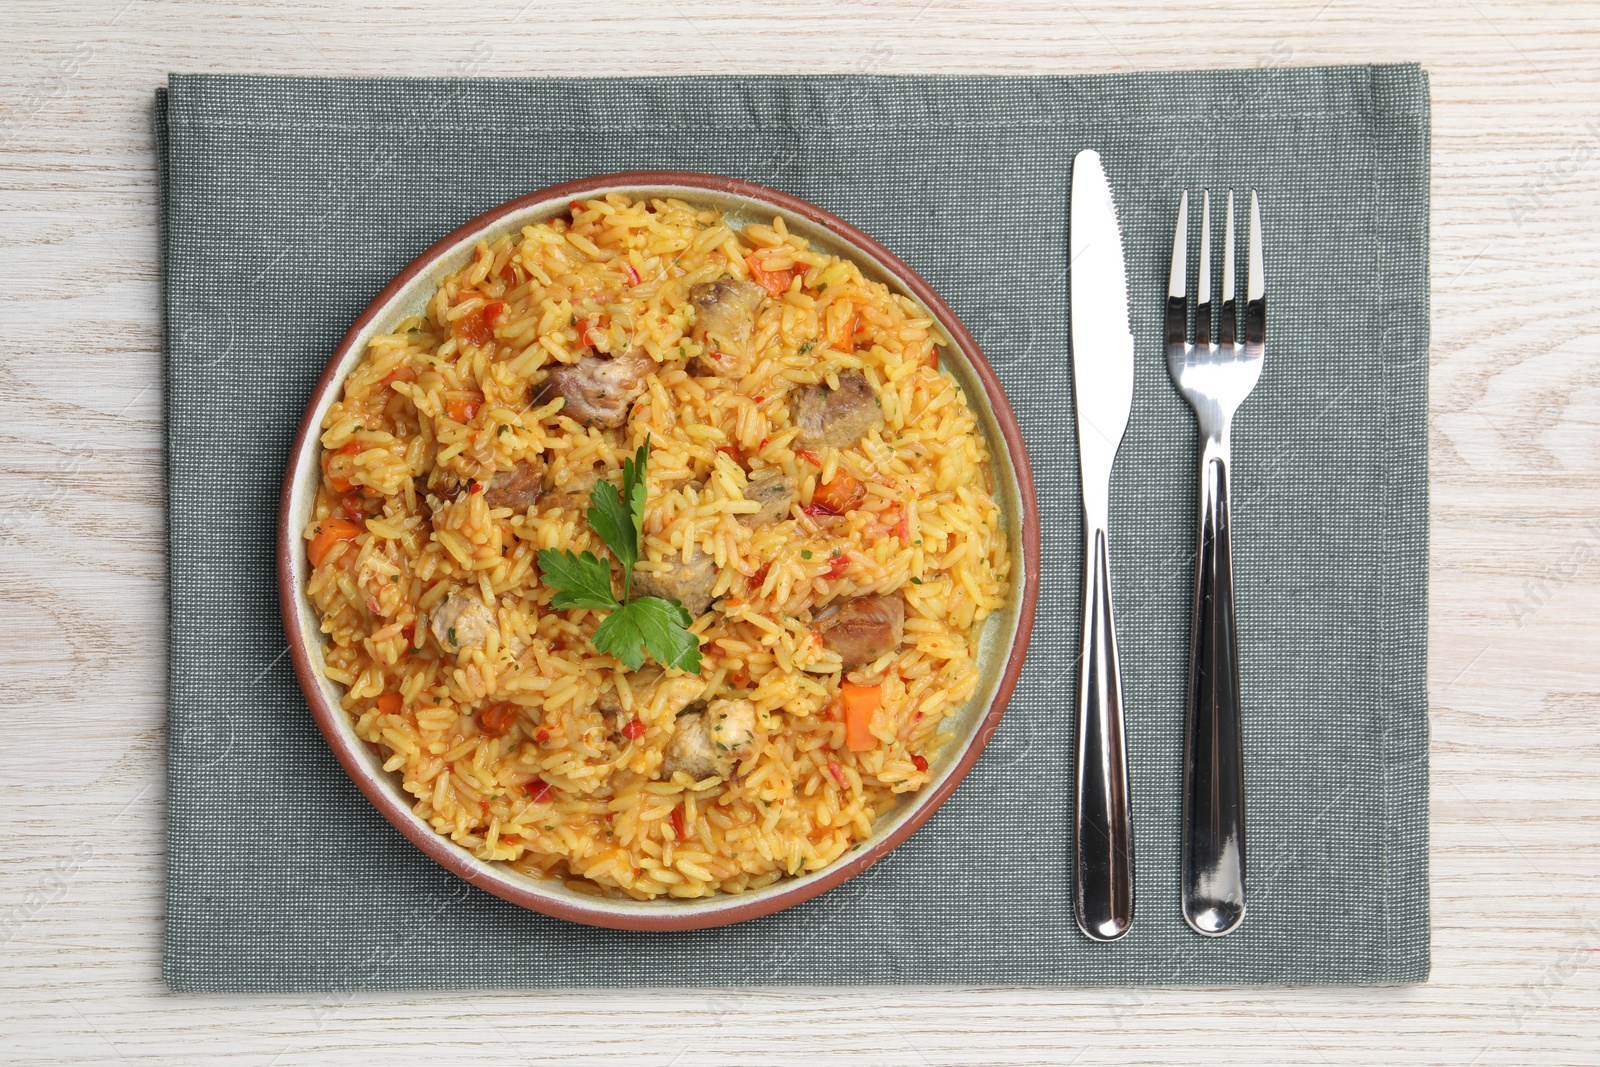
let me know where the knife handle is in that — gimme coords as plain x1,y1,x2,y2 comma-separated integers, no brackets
1075,520,1134,941
1180,445,1247,936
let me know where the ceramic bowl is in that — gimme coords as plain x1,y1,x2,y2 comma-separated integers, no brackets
277,172,1039,930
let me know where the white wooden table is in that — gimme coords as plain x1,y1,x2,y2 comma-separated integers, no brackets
5,1,1598,1063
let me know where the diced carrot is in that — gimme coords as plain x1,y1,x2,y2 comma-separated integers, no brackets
841,682,881,752
307,518,363,567
812,470,865,515
445,395,481,423
745,254,795,297
478,701,518,737
376,692,403,715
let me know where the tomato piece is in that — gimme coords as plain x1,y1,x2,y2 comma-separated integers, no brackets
323,441,361,493
483,300,506,325
911,754,929,773
376,692,403,715
824,553,850,580
622,718,647,741
622,263,640,286
745,254,795,297
524,779,554,803
841,682,882,752
381,365,416,387
716,443,746,469
748,561,771,592
796,449,821,467
478,701,519,737
458,308,494,346
670,807,688,840
812,470,865,515
445,396,481,423
307,518,363,568
831,305,859,353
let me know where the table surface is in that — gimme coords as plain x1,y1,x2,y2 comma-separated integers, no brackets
5,1,1598,1064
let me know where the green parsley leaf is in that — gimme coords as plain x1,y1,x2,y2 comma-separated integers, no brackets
591,597,702,673
538,437,702,673
535,548,620,611
583,438,649,597
910,577,922,585
801,549,812,560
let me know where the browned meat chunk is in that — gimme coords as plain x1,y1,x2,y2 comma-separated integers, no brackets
688,280,765,376
816,594,905,667
661,699,757,781
544,351,653,428
791,371,881,450
740,470,796,526
482,457,544,510
632,546,719,618
430,590,497,654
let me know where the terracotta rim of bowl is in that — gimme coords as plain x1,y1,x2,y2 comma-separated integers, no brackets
277,171,1041,931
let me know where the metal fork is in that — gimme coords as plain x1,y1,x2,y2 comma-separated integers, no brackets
1166,189,1265,937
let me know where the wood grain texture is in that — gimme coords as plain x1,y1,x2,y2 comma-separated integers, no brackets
2,1,1597,1063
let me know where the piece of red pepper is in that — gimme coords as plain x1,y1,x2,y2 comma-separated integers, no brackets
622,718,647,740
827,760,849,790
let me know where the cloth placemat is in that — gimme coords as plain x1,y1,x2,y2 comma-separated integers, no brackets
160,65,1429,991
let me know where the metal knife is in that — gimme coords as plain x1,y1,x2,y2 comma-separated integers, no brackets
1069,149,1136,942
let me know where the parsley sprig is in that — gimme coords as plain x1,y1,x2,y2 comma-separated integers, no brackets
536,438,703,673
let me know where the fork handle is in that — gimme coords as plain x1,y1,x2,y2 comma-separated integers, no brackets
1075,520,1134,941
1181,441,1247,936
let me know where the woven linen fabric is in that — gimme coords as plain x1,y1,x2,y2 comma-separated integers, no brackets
160,65,1429,991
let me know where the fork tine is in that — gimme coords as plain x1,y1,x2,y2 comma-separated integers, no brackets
1245,190,1265,347
1218,191,1237,347
1166,191,1189,349
1195,191,1211,348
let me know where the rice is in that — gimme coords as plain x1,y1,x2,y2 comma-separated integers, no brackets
303,193,1011,899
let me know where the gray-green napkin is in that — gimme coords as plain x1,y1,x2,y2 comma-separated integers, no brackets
161,65,1429,991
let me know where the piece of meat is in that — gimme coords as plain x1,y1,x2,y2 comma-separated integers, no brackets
632,546,719,618
482,457,544,510
740,470,796,526
595,667,664,721
661,699,757,781
544,351,653,428
790,371,881,450
688,280,765,376
816,594,905,667
430,590,497,654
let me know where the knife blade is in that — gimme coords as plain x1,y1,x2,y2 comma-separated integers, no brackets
1069,148,1136,942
